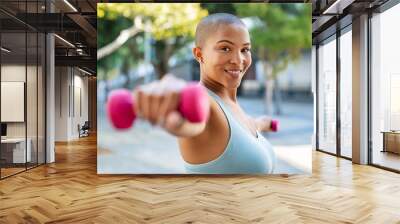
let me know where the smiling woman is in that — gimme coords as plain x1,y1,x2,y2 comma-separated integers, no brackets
98,3,313,175
180,13,277,173
105,13,278,174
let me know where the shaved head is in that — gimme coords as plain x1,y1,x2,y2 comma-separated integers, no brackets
195,13,247,48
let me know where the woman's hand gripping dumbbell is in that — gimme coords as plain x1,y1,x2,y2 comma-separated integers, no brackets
255,116,279,132
107,75,210,137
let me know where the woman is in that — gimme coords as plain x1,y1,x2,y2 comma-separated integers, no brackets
134,13,276,174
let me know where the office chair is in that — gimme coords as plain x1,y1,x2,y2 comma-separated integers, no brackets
79,121,90,138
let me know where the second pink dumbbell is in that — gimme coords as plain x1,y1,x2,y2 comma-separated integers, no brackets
270,119,279,132
107,82,210,130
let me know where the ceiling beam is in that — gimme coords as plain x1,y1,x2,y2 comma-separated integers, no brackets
322,0,356,15
55,55,96,72
67,13,97,47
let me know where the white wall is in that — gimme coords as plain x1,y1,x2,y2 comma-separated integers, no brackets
1,65,27,138
55,67,89,141
71,73,89,138
55,66,69,141
1,63,46,164
1,82,24,123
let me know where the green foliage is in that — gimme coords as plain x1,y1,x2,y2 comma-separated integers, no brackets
97,3,208,79
97,10,143,80
200,3,236,14
235,3,311,79
98,3,207,40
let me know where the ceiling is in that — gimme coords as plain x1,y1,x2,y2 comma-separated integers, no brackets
312,0,391,43
0,0,97,75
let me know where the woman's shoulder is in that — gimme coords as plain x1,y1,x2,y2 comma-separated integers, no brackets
205,93,229,133
178,93,231,164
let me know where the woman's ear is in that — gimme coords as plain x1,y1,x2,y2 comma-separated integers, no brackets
192,47,203,63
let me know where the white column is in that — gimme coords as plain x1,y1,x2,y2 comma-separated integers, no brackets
55,67,73,141
352,14,369,164
46,33,55,163
45,0,55,163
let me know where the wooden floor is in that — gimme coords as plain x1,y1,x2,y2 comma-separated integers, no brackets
373,151,400,171
1,163,45,178
1,167,26,178
1,135,400,223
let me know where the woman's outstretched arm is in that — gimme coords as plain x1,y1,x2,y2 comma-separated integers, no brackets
134,74,209,138
253,115,274,132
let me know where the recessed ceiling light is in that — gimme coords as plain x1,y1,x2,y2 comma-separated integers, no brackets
63,0,78,12
78,67,92,76
54,34,75,48
1,47,11,53
323,0,355,15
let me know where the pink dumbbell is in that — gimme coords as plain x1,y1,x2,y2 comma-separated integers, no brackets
270,119,279,132
107,82,210,129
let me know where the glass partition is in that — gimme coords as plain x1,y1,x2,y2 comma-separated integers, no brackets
1,30,28,178
26,0,38,169
371,3,400,171
339,28,352,158
0,0,46,179
27,30,38,169
317,36,337,155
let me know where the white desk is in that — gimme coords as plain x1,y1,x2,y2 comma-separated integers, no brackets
1,138,31,163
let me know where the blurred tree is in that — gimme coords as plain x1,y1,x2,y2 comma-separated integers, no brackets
98,13,145,95
200,3,236,14
98,3,208,79
97,17,118,81
236,3,311,115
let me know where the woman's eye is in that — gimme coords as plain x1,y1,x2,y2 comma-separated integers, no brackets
220,47,230,52
242,48,251,53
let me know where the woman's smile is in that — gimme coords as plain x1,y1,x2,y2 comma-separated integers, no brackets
224,68,242,78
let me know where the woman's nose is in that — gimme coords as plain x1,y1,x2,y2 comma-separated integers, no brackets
229,51,244,65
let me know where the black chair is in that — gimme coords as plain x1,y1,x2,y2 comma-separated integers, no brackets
79,121,90,138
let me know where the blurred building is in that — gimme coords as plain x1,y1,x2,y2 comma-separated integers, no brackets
169,49,312,99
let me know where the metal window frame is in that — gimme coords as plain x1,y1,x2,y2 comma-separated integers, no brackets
315,0,400,172
315,20,353,162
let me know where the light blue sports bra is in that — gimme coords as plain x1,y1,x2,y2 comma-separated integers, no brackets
183,89,276,174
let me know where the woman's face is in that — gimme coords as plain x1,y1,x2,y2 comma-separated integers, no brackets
196,23,252,89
